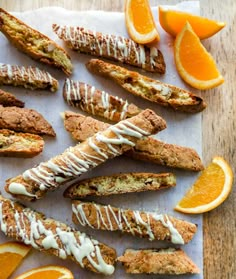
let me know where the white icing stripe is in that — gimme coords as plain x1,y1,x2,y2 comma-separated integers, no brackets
73,202,185,244
0,199,114,275
54,25,159,70
64,80,131,121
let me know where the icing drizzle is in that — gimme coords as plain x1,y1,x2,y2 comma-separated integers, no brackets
72,202,185,245
0,198,115,275
53,25,160,71
0,63,56,91
64,79,130,121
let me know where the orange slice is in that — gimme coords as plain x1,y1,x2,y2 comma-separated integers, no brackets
175,156,234,214
0,241,31,279
125,0,160,44
13,265,74,279
159,6,226,40
174,22,224,90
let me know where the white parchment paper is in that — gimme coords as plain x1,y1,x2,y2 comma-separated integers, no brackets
0,2,203,278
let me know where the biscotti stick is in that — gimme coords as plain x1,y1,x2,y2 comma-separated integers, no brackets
63,79,141,122
0,89,24,107
0,8,73,75
87,59,207,113
5,109,166,201
52,25,166,74
63,111,204,171
118,248,200,274
0,195,116,275
0,105,56,136
72,200,197,244
0,63,58,92
0,129,44,157
64,172,176,198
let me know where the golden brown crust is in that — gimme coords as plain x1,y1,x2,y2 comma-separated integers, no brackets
0,63,58,92
63,79,141,122
72,200,197,244
63,111,204,171
0,195,116,275
64,172,176,198
5,109,166,201
53,25,165,73
0,105,56,137
0,129,44,157
87,59,207,113
0,8,73,75
0,89,24,107
117,248,200,274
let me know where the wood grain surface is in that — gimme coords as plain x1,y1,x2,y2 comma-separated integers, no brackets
0,1,235,278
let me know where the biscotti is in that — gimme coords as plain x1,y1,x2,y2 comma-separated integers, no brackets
0,8,73,75
63,111,204,171
118,248,200,274
87,59,207,113
5,109,166,201
72,200,197,244
0,195,116,275
0,89,24,107
64,172,176,198
0,105,56,136
0,129,44,157
53,25,166,74
0,63,58,92
63,79,141,121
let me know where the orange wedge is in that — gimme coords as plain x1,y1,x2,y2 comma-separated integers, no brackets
0,241,31,279
174,22,224,90
13,265,74,279
125,0,160,44
175,156,234,214
159,6,226,40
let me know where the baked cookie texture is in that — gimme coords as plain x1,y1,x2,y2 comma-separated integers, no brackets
0,105,56,136
64,172,176,198
53,25,166,73
87,59,207,113
63,79,141,122
118,248,200,274
5,109,166,201
72,200,197,244
0,129,44,157
0,89,24,107
0,195,116,275
63,111,204,171
0,8,73,75
0,63,58,92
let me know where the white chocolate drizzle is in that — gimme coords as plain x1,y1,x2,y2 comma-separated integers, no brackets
53,25,160,71
8,115,150,196
63,79,130,121
72,202,185,245
0,63,56,91
0,198,114,275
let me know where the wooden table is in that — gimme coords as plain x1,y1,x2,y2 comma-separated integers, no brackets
1,1,235,278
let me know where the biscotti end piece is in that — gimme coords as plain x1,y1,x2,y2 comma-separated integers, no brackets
0,8,73,75
5,109,166,201
87,59,206,113
63,79,142,122
0,89,24,107
0,105,56,137
118,248,200,274
64,172,176,198
0,129,44,157
53,25,166,73
0,195,116,275
72,200,197,244
0,63,59,92
126,137,204,171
